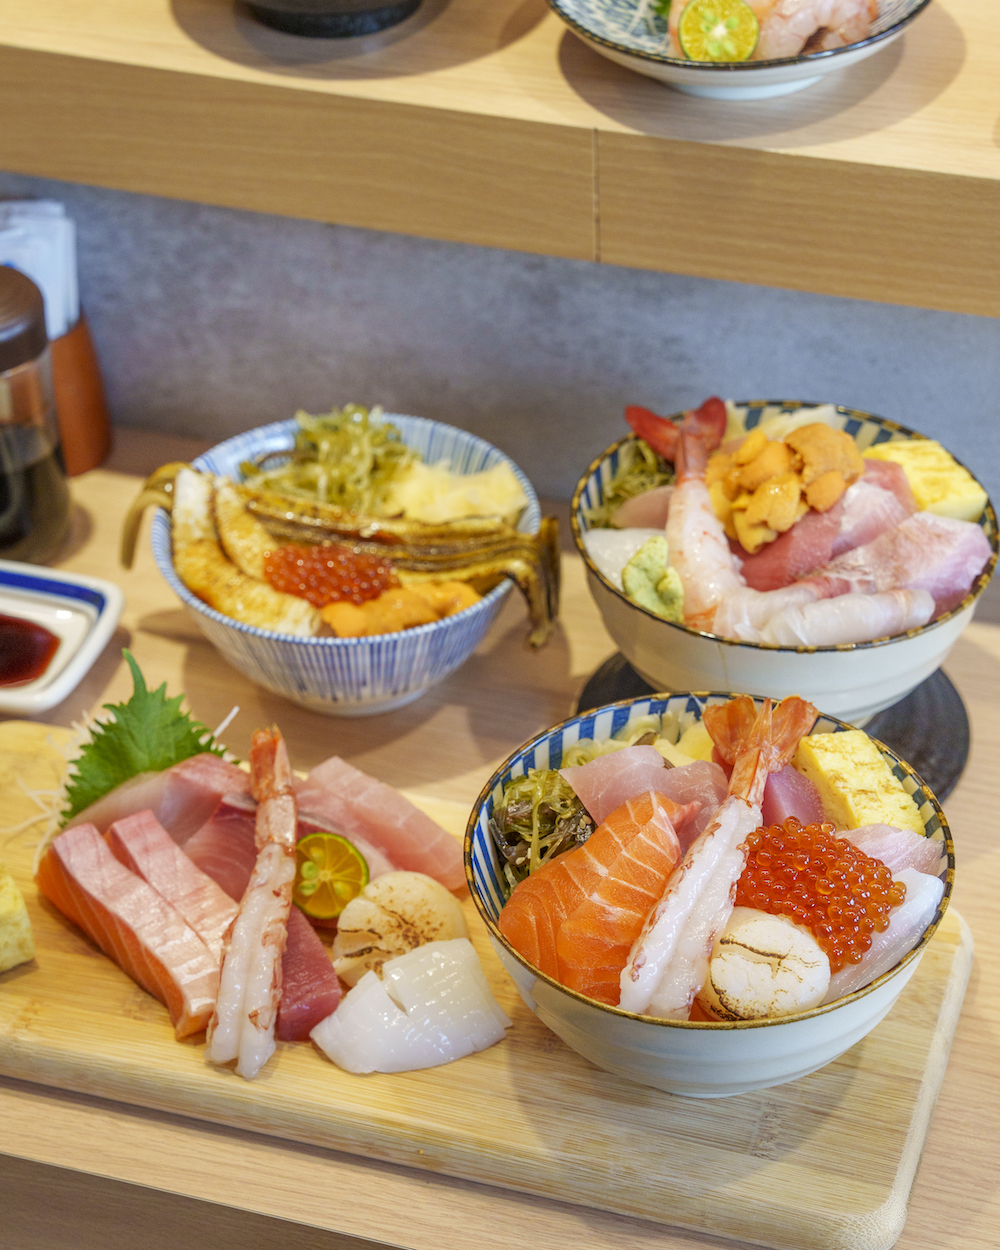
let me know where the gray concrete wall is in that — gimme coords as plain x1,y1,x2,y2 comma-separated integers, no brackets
1,169,997,502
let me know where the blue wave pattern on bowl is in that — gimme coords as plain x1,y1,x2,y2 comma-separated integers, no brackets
558,0,924,62
468,693,949,930
150,414,541,713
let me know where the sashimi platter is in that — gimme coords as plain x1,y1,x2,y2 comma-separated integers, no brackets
0,395,984,1245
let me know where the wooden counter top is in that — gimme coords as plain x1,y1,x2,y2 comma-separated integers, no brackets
2,428,999,1250
0,0,997,316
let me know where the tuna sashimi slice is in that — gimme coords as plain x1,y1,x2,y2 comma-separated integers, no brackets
67,754,251,842
739,503,842,592
651,760,729,846
839,824,946,877
560,745,674,826
36,823,219,1038
831,480,912,558
296,757,464,892
612,484,674,530
861,458,918,514
761,765,825,829
106,809,238,962
276,907,342,1041
184,793,259,902
556,791,683,1005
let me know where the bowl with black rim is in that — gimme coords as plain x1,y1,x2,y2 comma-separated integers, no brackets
571,400,997,725
547,0,933,100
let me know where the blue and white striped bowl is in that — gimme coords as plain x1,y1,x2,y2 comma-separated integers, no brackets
465,692,955,1097
150,414,541,716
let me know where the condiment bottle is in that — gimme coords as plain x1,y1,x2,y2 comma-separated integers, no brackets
0,266,71,563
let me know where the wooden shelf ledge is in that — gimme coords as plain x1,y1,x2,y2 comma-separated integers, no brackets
0,0,998,314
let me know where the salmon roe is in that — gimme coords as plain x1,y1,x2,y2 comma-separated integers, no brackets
736,818,906,973
264,544,399,608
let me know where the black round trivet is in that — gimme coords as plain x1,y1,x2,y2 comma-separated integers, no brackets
575,656,969,801
247,0,421,37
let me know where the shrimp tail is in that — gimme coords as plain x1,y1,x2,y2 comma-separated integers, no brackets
702,695,758,765
250,728,293,803
721,696,818,805
676,430,708,481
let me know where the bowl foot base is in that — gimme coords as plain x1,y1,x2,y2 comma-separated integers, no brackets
575,657,969,800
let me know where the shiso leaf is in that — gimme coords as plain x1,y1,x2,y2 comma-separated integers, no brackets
61,651,225,823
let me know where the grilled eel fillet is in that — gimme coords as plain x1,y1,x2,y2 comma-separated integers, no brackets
122,466,560,647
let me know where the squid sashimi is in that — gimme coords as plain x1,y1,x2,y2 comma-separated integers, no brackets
106,809,238,962
207,729,297,1080
67,754,251,842
296,757,464,893
36,823,219,1038
839,824,946,878
620,697,817,1019
760,588,936,646
276,907,341,1042
761,764,825,829
560,745,687,827
500,790,684,1004
311,939,510,1074
823,868,944,1003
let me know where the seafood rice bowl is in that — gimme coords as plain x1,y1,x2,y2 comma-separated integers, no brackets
466,692,954,1098
572,401,997,725
149,414,544,716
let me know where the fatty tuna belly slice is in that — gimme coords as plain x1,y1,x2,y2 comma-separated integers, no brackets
296,757,464,892
560,745,673,826
311,939,510,1074
184,794,259,902
36,823,219,1038
66,754,251,841
275,906,341,1042
106,809,238,962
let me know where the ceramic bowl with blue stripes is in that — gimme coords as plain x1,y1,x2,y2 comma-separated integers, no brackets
549,0,931,100
150,414,541,716
465,691,955,1097
572,401,997,724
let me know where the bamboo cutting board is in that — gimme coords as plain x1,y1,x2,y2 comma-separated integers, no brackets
0,721,972,1250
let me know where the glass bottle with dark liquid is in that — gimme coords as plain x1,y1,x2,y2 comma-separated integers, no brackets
0,267,71,563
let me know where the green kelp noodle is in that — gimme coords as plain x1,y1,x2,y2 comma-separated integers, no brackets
240,404,418,514
584,438,674,529
489,770,595,894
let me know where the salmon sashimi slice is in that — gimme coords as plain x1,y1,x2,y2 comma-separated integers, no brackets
36,823,219,1038
296,756,464,892
106,809,239,962
556,791,683,1005
498,842,606,979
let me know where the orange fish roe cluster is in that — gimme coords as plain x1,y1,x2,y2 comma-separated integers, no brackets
736,818,906,972
264,544,399,608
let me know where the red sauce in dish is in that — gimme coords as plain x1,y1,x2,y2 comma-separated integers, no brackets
0,614,60,686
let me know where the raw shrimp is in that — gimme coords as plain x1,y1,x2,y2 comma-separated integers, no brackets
752,0,878,60
207,728,297,1079
666,432,747,631
619,696,817,1019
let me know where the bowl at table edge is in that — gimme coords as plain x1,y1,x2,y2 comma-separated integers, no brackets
150,414,541,717
465,692,955,1098
547,0,932,100
572,400,998,725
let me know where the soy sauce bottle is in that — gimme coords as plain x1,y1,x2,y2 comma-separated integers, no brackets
0,266,71,563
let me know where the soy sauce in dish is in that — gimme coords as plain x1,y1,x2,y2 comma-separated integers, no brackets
0,614,60,685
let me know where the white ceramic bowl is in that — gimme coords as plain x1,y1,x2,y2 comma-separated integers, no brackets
151,414,541,717
572,401,997,725
466,692,955,1098
547,0,931,100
